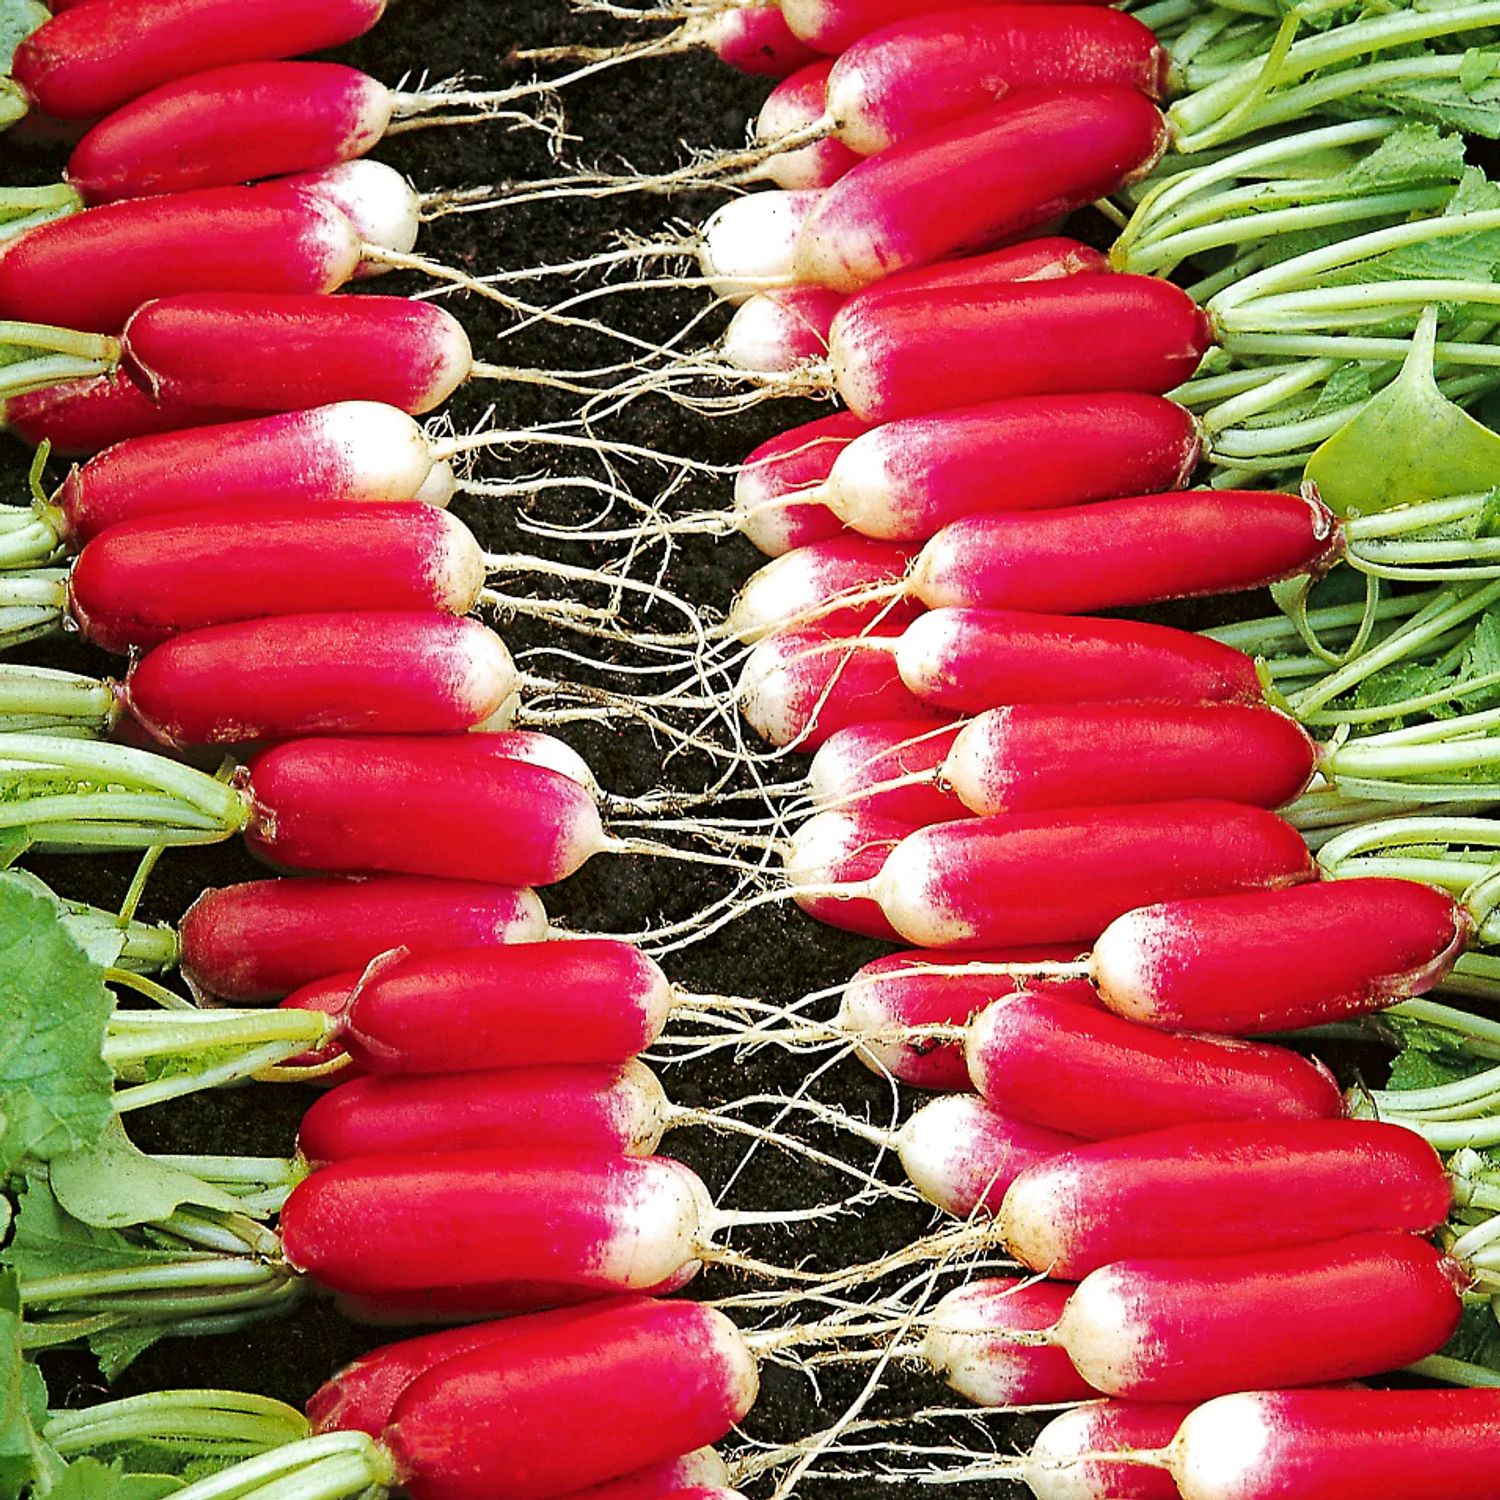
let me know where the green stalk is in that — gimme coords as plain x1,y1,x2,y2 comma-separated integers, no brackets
43,1391,310,1459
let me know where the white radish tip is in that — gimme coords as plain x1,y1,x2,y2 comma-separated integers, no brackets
415,459,456,507
604,1159,711,1291
1170,1394,1274,1499
698,191,819,304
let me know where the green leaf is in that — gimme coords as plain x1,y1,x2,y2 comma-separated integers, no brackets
1460,47,1500,94
0,873,115,1177
1384,1013,1491,1090
1343,122,1469,190
1441,1301,1500,1373
88,1327,168,1386
50,1120,241,1232
1305,307,1500,514
0,1273,50,1500
3,1180,178,1288
44,1459,172,1500
0,1,45,75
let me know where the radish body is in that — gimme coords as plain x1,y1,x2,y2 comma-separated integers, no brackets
783,808,913,941
828,7,1170,156
699,190,822,302
1091,878,1473,1033
910,491,1341,611
871,801,1315,949
1000,1121,1451,1279
243,737,607,885
50,404,442,541
384,1297,758,1500
813,393,1200,541
283,160,420,275
335,939,674,1072
1168,1389,1500,1500
838,946,1089,1090
729,534,917,639
121,293,472,415
68,504,481,649
809,720,967,825
795,87,1168,290
564,1462,732,1500
279,1150,716,1298
1057,1233,1465,1400
67,62,394,202
706,2,821,74
781,0,1113,54
721,286,843,374
945,705,1317,816
895,608,1264,713
754,60,859,189
0,184,359,332
967,993,1343,1140
123,613,518,744
898,1093,1084,1217
734,410,865,555
1028,1402,1190,1500
178,874,549,1002
924,1279,1095,1409
828,274,1210,422
11,0,386,118
298,1061,670,1163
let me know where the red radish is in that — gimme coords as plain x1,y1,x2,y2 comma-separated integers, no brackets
1026,1401,1191,1500
782,807,914,941
738,623,942,749
0,183,361,332
0,371,252,455
999,1121,1451,1279
49,404,445,542
905,491,1341,611
313,939,674,1073
67,504,481,648
703,2,822,74
699,190,823,302
892,608,1266,715
897,1093,1085,1217
280,971,363,1070
729,534,918,639
733,409,866,555
11,0,386,119
824,7,1171,156
924,1279,1095,1409
825,274,1210,422
242,737,610,886
967,994,1343,1141
66,62,395,202
560,1459,733,1500
884,236,1112,291
801,393,1200,541
122,612,519,745
837,945,1089,1089
1090,878,1473,1033
721,285,843,374
808,719,968,824
1167,1388,1500,1500
752,61,860,189
943,704,1318,816
795,88,1168,291
383,1297,757,1500
1053,1233,1465,1400
856,801,1315,949
119,292,472,414
297,1061,673,1163
178,874,549,1002
282,160,420,276
780,0,1113,54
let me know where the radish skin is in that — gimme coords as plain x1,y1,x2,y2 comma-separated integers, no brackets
795,87,1168,291
1090,879,1473,1033
753,61,859,189
705,2,822,75
282,160,420,275
733,410,866,555
809,720,968,825
780,0,1113,54
729,534,918,639
999,1121,1451,1279
721,286,843,374
557,1456,733,1500
1027,1401,1190,1500
178,875,549,1003
783,808,913,941
699,190,822,303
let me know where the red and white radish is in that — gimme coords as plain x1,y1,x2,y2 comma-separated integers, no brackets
751,60,859,189
1025,1400,1190,1500
807,720,968,824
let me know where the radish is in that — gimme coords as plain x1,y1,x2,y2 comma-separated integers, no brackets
1165,1388,1500,1500
807,720,968,824
560,1463,732,1500
729,535,920,640
997,1120,1452,1279
731,409,866,556
750,61,859,190
0,183,362,331
794,87,1167,291
281,161,420,276
720,285,844,375
1050,1232,1466,1400
179,874,550,1003
780,0,1114,55
1024,1400,1190,1500
781,807,915,941
7,0,386,121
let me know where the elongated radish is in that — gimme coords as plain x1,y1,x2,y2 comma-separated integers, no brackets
179,875,549,1003
924,1278,1095,1409
999,1120,1451,1279
1053,1232,1465,1400
967,993,1343,1141
822,7,1170,157
837,944,1089,1089
782,807,915,941
10,0,386,119
729,534,918,639
808,720,967,824
709,2,822,74
733,409,866,555
942,704,1318,816
795,88,1168,290
1167,1389,1500,1500
0,183,361,331
851,801,1316,949
48,404,444,541
122,612,519,744
383,1297,757,1500
1025,1400,1190,1500
699,190,822,303
1090,878,1472,1033
721,285,843,375
800,393,1201,542
752,61,859,189
283,161,420,276
563,1462,733,1500
780,0,1113,54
